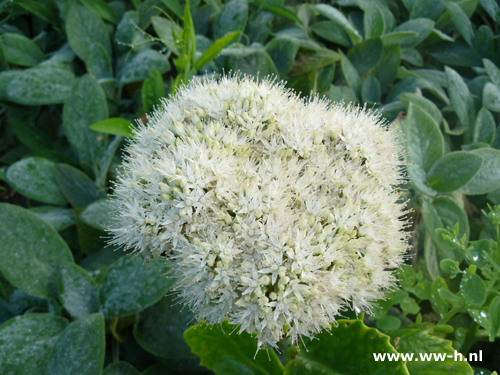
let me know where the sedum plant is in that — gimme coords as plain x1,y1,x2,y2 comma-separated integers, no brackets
110,74,411,348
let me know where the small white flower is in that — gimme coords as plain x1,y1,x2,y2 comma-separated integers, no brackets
109,74,411,349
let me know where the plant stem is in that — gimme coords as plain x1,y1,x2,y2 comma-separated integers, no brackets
112,336,119,363
459,321,479,356
438,307,461,325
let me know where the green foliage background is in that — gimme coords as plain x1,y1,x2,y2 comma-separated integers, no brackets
1,0,500,373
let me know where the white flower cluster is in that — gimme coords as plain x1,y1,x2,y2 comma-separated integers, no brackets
110,75,411,349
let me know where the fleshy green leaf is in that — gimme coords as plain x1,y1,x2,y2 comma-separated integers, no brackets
80,198,115,231
58,261,98,319
46,313,105,375
134,294,195,359
54,164,105,208
446,66,476,140
184,320,284,375
488,296,500,341
29,206,75,232
90,118,137,138
0,204,73,299
284,320,409,375
474,107,496,144
63,74,109,176
460,148,500,195
483,82,500,112
0,314,68,375
460,273,487,306
0,33,44,67
6,157,67,205
99,255,174,317
426,151,483,192
406,103,444,172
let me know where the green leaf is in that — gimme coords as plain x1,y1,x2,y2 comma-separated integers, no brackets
488,296,500,341
460,273,487,306
483,82,500,112
63,74,109,176
410,0,444,20
103,362,141,375
80,0,119,24
460,148,500,195
444,2,474,45
361,76,381,103
428,41,482,67
426,151,483,192
80,199,115,231
474,108,496,144
134,294,195,359
479,0,500,23
117,50,171,86
16,0,59,25
393,18,434,49
152,16,182,56
363,2,385,39
389,328,473,375
284,320,409,375
430,277,448,316
290,48,342,76
421,196,469,261
142,68,165,114
54,164,106,208
314,4,362,44
446,66,475,140
346,38,382,76
6,157,67,205
376,315,401,331
483,58,500,89
9,118,52,152
406,103,444,172
5,64,75,105
195,31,241,71
371,44,401,91
265,37,300,78
184,320,284,375
261,4,302,24
0,33,44,67
66,4,112,78
0,204,73,298
398,92,443,125
58,261,98,319
0,314,68,375
226,47,278,78
90,118,137,138
424,234,440,280
46,313,105,375
311,21,352,47
214,0,248,40
341,55,361,99
29,206,75,231
99,255,174,317
380,31,419,46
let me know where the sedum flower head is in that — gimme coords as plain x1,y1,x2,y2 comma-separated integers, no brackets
110,74,411,349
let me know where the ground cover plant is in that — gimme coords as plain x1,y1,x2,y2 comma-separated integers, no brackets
1,0,500,374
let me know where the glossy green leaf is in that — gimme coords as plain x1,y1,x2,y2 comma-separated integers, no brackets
184,320,284,375
483,82,500,112
460,273,487,306
488,296,500,341
63,74,109,176
265,37,300,78
58,261,98,319
5,64,75,105
117,50,171,86
0,204,73,298
460,148,500,195
410,0,444,20
406,103,444,172
29,206,75,231
446,66,476,140
46,313,105,375
90,118,137,138
134,294,195,359
284,320,409,375
421,196,469,261
426,151,483,192
311,21,352,47
0,314,68,375
393,18,434,49
66,4,112,78
6,157,67,205
54,164,106,208
474,108,496,144
103,362,141,375
80,0,119,24
214,0,248,40
195,30,240,70
99,255,174,317
389,328,473,375
0,33,44,67
341,55,361,98
314,4,362,44
444,2,474,45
